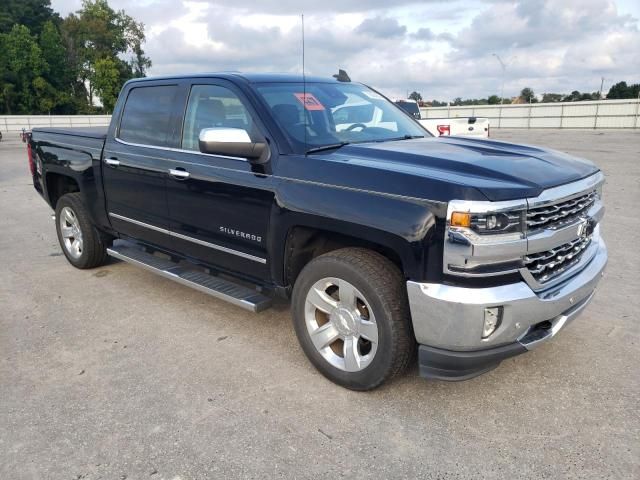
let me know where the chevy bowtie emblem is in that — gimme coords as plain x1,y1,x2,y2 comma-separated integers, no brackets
577,220,589,238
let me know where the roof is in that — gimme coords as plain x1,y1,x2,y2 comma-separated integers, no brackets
126,72,344,85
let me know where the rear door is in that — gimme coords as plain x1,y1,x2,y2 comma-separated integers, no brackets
164,79,275,282
102,82,181,249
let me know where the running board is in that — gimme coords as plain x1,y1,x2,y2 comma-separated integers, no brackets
107,244,272,313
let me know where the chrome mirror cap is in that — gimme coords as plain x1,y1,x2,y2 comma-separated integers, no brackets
198,127,269,163
199,127,252,144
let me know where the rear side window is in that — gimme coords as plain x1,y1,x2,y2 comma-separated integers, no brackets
118,85,177,147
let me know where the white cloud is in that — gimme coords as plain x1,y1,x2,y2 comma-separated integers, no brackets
50,0,640,100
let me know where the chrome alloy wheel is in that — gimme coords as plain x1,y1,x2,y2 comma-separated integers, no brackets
59,206,83,259
304,277,379,372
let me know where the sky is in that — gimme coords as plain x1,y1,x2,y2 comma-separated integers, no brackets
50,0,640,101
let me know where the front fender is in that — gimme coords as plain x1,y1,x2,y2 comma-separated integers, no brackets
269,177,446,284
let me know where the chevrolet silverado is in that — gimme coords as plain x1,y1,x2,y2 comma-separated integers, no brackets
27,73,607,390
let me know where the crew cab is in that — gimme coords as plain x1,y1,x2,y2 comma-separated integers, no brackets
28,73,607,390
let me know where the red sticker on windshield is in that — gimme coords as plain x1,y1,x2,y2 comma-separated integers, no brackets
293,93,325,111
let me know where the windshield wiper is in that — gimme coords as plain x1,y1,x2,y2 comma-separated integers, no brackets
306,142,350,154
305,135,422,153
383,134,425,142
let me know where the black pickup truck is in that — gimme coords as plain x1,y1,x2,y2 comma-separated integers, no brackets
28,73,607,390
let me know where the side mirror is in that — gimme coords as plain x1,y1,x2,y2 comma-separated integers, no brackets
198,128,269,164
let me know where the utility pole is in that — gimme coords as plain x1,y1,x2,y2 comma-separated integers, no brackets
598,77,609,99
492,53,517,104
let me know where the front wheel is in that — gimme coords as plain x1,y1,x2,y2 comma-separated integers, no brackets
291,248,415,390
55,193,109,269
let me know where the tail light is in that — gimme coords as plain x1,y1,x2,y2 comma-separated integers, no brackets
27,142,36,176
437,124,450,136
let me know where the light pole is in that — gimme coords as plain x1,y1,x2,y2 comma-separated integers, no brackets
598,77,610,99
492,53,516,104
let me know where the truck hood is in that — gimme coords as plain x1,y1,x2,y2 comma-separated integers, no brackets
314,136,600,202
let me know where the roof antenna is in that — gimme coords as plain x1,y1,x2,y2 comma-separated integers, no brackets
333,69,351,82
301,13,308,156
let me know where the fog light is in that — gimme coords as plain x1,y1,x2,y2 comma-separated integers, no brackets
482,307,502,339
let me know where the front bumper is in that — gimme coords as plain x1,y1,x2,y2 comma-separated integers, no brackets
407,236,607,380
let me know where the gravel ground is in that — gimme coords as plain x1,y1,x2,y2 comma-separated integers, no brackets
1,129,638,479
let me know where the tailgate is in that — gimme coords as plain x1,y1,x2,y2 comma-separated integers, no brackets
420,117,489,138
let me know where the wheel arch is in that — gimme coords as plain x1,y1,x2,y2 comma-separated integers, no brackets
45,172,80,209
283,225,406,286
270,213,439,292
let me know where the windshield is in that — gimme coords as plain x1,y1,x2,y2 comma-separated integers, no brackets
255,82,429,153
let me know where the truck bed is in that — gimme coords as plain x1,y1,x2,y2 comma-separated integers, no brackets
31,126,107,158
32,126,108,140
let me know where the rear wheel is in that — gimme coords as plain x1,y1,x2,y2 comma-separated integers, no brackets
292,248,415,390
55,193,109,269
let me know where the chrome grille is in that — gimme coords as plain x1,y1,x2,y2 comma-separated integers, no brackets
527,191,597,230
524,235,592,284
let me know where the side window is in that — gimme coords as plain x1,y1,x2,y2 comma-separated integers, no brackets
118,85,177,147
181,85,257,151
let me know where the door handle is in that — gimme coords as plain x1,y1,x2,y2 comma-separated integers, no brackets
168,168,190,180
105,158,120,167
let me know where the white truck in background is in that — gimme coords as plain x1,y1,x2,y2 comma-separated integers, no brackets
394,100,490,138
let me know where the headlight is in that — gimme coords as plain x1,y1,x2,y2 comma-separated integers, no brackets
444,198,528,278
451,211,524,235
596,184,603,200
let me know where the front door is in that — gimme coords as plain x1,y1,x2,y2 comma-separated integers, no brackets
164,81,275,282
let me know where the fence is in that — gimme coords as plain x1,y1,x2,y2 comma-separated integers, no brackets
420,98,640,129
2,99,640,133
0,115,111,134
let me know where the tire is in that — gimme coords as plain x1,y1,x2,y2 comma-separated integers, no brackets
291,248,415,390
55,193,109,269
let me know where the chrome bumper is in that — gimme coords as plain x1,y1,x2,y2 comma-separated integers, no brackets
407,236,607,352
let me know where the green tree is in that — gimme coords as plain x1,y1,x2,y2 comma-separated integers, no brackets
607,81,629,99
33,75,59,113
121,17,151,77
579,92,599,101
0,24,50,113
607,81,640,99
541,93,563,103
93,57,120,111
62,0,150,108
39,21,66,87
408,91,422,102
0,0,58,36
38,20,77,112
0,0,151,114
520,87,536,103
487,95,501,105
563,90,581,102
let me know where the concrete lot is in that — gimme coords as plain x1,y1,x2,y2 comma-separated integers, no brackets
1,130,638,479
